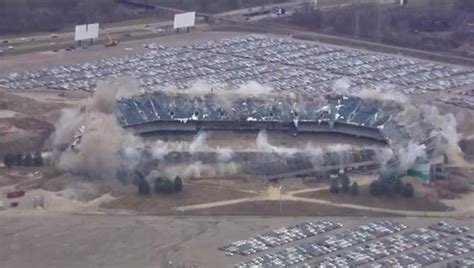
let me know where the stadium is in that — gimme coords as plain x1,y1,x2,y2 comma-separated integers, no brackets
1,34,458,182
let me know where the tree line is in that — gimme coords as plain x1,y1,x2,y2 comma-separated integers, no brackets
3,152,44,168
138,175,183,195
329,172,359,195
369,175,414,198
328,172,414,198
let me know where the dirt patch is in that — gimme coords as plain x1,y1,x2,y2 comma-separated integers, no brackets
459,138,474,156
101,183,255,213
0,110,19,119
0,91,66,120
0,117,54,158
189,175,265,192
0,90,72,157
184,200,398,217
296,186,451,212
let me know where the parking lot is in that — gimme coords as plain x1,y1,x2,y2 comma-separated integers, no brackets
1,214,473,268
226,220,472,267
1,34,473,103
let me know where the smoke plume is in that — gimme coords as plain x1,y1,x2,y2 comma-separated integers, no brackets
53,78,142,180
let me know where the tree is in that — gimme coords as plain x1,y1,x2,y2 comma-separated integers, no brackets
340,174,351,193
329,178,340,194
369,180,381,196
393,178,404,195
154,177,164,193
162,179,174,194
116,169,127,185
137,179,150,195
174,176,183,192
3,153,14,168
23,153,33,166
380,180,393,196
33,152,44,166
350,181,359,196
402,183,414,198
14,153,23,166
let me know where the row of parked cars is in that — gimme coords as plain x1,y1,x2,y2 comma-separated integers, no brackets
1,34,473,98
219,220,342,256
313,222,470,267
189,35,474,96
233,220,408,267
447,254,474,268
438,97,474,111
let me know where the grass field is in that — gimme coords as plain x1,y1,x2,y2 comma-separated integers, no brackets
296,186,451,212
184,200,398,217
101,183,254,214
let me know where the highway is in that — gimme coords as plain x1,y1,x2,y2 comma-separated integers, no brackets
0,0,324,55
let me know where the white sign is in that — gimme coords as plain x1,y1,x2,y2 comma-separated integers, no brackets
74,23,100,41
173,12,196,29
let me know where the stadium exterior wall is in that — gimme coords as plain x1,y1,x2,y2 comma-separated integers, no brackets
124,120,387,142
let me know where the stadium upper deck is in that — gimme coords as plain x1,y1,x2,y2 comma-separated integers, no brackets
116,93,432,151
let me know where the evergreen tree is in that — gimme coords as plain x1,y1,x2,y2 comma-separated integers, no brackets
402,183,414,198
369,180,381,196
33,151,44,166
3,153,14,168
23,153,33,166
162,179,174,194
329,178,340,194
341,174,351,193
393,178,404,195
14,153,23,166
138,179,150,195
154,177,164,193
173,176,183,192
350,181,359,195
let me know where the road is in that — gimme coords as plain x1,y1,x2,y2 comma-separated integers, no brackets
0,0,341,55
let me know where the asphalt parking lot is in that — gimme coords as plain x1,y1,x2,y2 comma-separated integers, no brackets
225,220,473,268
1,34,473,106
1,214,473,268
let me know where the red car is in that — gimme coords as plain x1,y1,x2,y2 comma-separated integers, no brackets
7,190,25,199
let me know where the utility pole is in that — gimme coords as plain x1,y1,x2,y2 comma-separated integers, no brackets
355,0,360,38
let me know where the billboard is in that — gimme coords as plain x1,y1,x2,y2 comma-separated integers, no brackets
74,23,100,41
173,12,196,29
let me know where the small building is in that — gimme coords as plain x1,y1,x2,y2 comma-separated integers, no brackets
408,157,430,182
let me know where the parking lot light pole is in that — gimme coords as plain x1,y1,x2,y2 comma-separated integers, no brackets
279,185,283,215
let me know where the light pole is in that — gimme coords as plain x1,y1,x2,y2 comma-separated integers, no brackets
278,185,283,215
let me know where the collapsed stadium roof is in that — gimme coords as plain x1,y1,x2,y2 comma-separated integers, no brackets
115,92,446,179
116,93,436,149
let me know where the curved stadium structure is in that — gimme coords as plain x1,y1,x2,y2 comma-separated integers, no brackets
117,92,444,179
